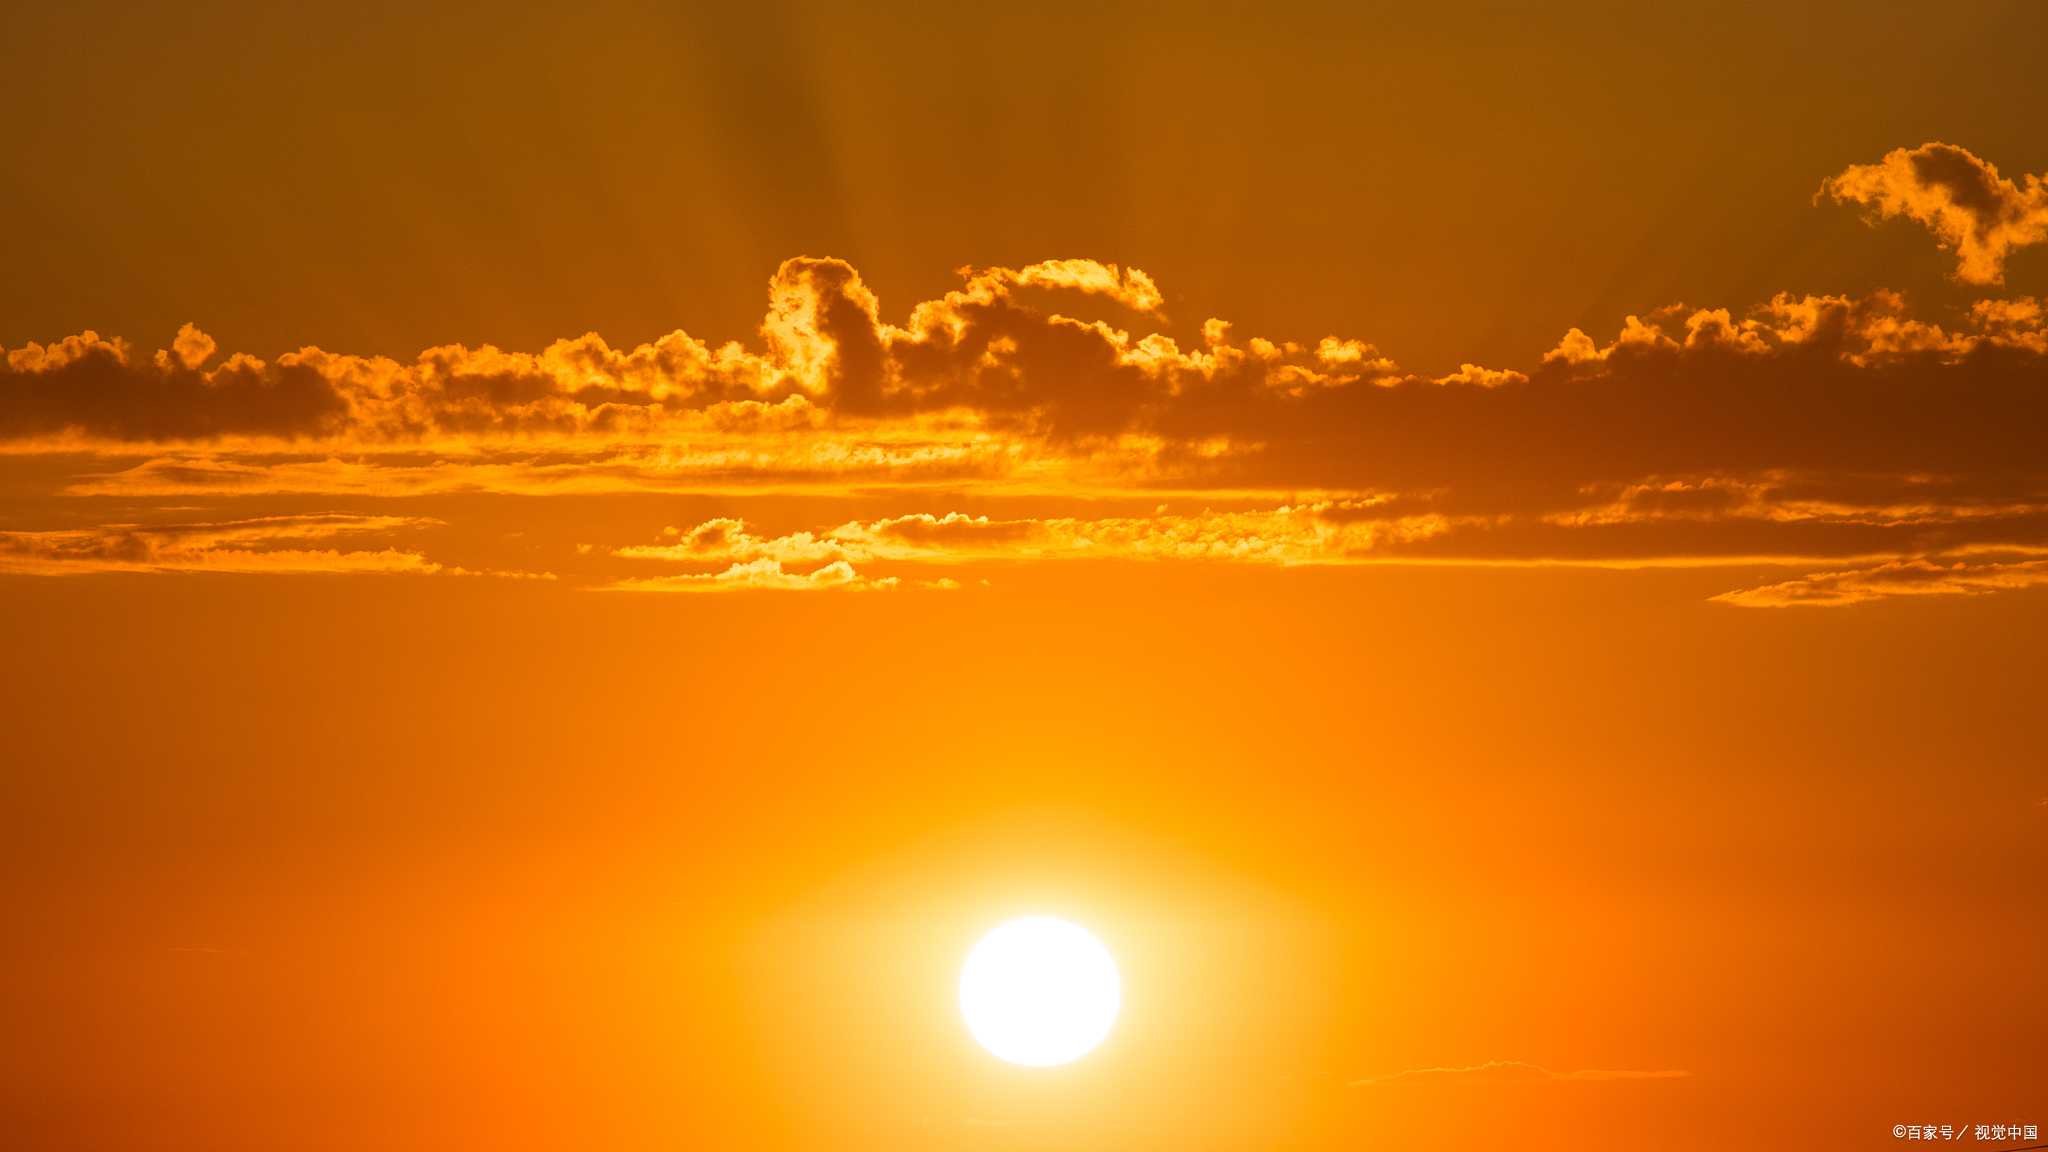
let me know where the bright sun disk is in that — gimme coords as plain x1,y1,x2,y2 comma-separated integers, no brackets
959,917,1120,1066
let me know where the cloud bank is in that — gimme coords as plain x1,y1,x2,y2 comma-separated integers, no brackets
6,146,2046,601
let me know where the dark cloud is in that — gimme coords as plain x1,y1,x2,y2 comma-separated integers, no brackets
1,334,345,442
9,263,2043,524
8,185,2048,595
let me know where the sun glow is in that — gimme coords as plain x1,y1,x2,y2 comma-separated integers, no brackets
958,917,1121,1067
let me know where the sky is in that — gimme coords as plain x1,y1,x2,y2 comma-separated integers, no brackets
2,2,2046,1150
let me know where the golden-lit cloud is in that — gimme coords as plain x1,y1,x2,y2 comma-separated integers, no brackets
611,506,1443,569
608,558,894,593
0,514,442,576
600,496,2048,602
12,281,2044,523
9,150,2048,603
1713,557,2048,607
1349,1061,1688,1086
58,440,1037,498
0,255,1469,457
1822,143,2048,285
9,273,2041,508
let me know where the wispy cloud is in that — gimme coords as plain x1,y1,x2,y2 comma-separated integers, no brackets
593,504,2048,601
609,507,1439,569
1349,1061,1688,1086
1713,557,2048,607
607,558,894,593
0,514,442,576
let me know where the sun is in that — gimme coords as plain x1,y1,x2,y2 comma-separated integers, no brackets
958,917,1121,1066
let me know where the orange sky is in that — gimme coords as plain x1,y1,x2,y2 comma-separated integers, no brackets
2,3,2046,1151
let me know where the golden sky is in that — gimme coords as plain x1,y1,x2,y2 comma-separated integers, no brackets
2,3,2045,1151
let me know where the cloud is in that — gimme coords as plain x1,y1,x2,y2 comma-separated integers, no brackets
0,259,1174,452
601,504,2048,605
1822,143,2048,285
610,491,2048,579
10,276,2043,520
1713,558,2048,607
6,268,2045,519
0,514,443,576
59,438,1031,499
1349,1061,1688,1086
169,323,217,371
598,502,1447,590
990,259,1164,316
605,558,895,593
613,506,1444,570
8,151,2048,596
